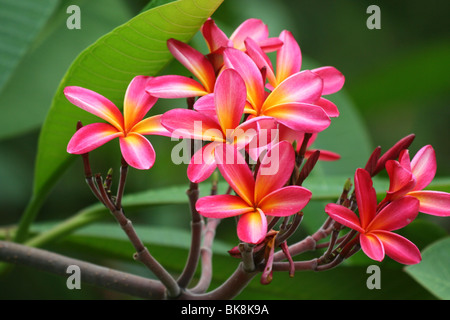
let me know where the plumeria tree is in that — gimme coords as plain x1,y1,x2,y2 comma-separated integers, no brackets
1,0,449,301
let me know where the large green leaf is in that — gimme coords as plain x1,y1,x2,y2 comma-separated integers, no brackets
0,0,134,140
405,237,450,300
16,0,224,242
0,0,59,95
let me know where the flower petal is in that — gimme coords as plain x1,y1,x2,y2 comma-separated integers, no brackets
201,18,229,53
161,109,224,141
237,209,268,244
262,70,323,108
372,230,421,265
214,68,247,133
193,93,217,119
167,38,216,92
223,47,265,112
367,196,419,232
244,37,276,88
262,102,330,133
64,86,124,131
196,194,254,219
255,141,295,202
314,98,340,118
354,168,378,229
67,123,122,154
411,145,436,191
123,76,158,131
131,114,171,137
187,142,221,183
276,30,302,85
306,149,341,161
385,159,416,199
215,143,255,206
230,18,269,51
360,233,385,262
119,133,156,170
311,66,345,95
408,190,450,216
258,186,312,217
146,75,209,98
324,203,364,233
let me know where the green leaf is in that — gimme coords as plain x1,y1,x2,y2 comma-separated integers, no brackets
16,0,224,242
0,0,59,95
405,237,450,300
0,0,134,140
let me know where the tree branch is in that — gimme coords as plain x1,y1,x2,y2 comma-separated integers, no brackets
0,240,166,299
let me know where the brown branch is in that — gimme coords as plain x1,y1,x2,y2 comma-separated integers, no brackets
0,240,166,299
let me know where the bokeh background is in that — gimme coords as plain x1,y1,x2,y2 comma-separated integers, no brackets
0,0,448,299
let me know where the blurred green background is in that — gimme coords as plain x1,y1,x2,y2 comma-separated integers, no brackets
0,0,449,299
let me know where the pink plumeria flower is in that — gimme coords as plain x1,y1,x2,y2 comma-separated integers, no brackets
384,145,450,216
201,18,283,72
223,47,331,133
146,38,216,99
196,141,312,244
161,68,271,183
245,31,344,118
66,76,170,170
325,168,421,265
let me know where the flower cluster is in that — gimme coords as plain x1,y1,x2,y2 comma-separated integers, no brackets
65,17,449,266
325,145,450,265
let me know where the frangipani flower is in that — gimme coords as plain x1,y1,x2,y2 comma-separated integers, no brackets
196,141,312,244
384,145,450,216
325,168,421,265
223,47,331,133
161,68,271,182
245,31,344,118
146,38,216,99
201,18,283,72
66,76,169,170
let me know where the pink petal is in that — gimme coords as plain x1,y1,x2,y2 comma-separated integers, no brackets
67,123,122,154
354,168,378,229
230,116,273,151
408,190,450,216
360,233,385,262
372,230,421,265
131,114,171,137
201,18,229,53
411,145,436,191
214,144,255,206
244,37,276,88
311,66,345,95
123,76,158,131
255,141,295,202
223,47,265,112
262,102,331,133
161,109,224,141
64,86,124,131
262,70,323,108
276,30,302,85
314,98,340,118
306,149,341,161
167,38,216,93
385,160,416,199
193,93,217,119
258,186,312,217
324,203,364,233
187,142,221,183
367,196,419,232
230,18,269,51
237,209,268,244
196,194,254,219
214,69,247,133
256,37,284,52
119,133,156,170
146,75,209,98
